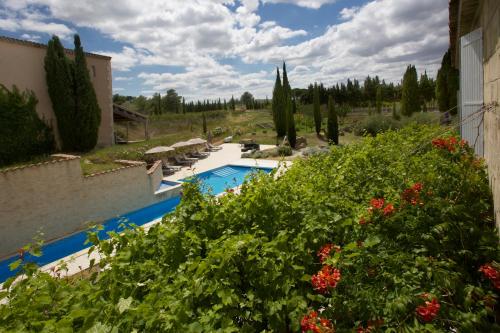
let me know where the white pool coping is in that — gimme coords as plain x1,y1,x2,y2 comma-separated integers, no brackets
1,143,292,290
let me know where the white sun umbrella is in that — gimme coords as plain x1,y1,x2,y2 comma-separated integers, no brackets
170,141,193,149
187,138,207,145
144,146,174,155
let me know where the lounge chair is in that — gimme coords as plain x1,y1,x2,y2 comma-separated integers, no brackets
174,155,195,167
161,159,182,171
181,153,198,162
189,150,209,159
205,143,222,151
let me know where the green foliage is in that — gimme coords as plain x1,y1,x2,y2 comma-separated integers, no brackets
73,35,101,151
327,95,339,145
44,35,76,151
164,89,180,113
401,65,420,116
286,97,297,148
392,102,401,121
44,35,101,152
202,112,207,134
436,49,459,115
240,91,254,109
354,114,401,136
1,126,498,332
375,86,382,114
313,83,321,135
0,85,55,166
272,68,286,137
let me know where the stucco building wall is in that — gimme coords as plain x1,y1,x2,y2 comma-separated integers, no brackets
481,0,500,226
0,36,114,147
0,157,176,259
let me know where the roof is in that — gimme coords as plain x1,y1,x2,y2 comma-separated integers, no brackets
449,0,481,67
0,35,112,60
113,103,148,122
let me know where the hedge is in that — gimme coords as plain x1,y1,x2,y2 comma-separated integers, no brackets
0,125,498,332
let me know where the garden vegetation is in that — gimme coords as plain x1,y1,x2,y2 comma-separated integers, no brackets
0,126,498,332
0,85,54,167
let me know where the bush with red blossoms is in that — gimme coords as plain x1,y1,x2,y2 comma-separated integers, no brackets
301,310,334,333
402,182,424,206
479,264,500,289
432,136,467,153
312,265,341,294
416,297,440,322
317,243,341,263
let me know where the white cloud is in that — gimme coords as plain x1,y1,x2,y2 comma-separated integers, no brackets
262,0,337,9
114,76,133,81
20,33,41,41
1,0,449,100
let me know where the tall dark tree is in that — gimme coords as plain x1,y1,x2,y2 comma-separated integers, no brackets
313,83,321,135
165,89,180,113
202,112,207,134
240,92,254,109
401,65,420,116
272,68,286,137
419,71,433,107
282,62,291,100
436,49,458,115
182,97,186,114
327,95,339,145
73,35,101,151
44,35,76,150
230,95,236,111
285,96,296,148
376,86,382,114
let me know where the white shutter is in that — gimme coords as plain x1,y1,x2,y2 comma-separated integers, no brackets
460,28,484,156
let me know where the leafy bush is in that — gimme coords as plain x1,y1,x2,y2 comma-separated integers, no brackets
354,114,401,136
277,145,292,156
1,126,498,332
0,85,55,167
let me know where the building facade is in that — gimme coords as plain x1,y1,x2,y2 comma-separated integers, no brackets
0,36,114,148
450,0,500,226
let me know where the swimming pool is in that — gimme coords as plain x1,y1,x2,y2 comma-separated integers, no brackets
181,165,273,194
0,164,272,282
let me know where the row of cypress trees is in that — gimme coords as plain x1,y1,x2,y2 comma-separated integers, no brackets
45,35,101,152
272,62,296,147
312,83,339,144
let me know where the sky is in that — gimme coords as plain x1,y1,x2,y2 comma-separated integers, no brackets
0,0,449,101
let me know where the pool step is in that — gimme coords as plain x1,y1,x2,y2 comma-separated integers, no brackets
213,166,239,177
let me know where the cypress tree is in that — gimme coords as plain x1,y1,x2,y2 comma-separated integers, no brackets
436,50,450,112
272,68,286,137
401,65,420,117
202,112,207,134
376,86,382,113
44,35,76,150
327,95,339,145
182,97,186,114
286,96,296,148
73,34,101,151
313,82,321,135
282,61,291,100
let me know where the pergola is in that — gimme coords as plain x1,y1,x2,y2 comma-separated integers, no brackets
113,103,149,143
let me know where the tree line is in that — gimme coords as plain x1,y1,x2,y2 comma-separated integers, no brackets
113,91,269,115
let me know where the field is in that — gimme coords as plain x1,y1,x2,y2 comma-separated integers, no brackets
83,108,365,175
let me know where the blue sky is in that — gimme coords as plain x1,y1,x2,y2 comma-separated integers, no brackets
0,0,449,100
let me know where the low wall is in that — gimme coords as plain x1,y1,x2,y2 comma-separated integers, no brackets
0,156,174,259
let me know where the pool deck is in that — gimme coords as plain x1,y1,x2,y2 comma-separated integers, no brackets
1,143,291,288
163,143,279,182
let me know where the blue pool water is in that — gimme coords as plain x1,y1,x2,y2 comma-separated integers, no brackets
182,165,272,195
0,164,272,283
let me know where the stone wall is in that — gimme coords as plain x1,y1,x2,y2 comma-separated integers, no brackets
481,0,500,227
0,156,175,259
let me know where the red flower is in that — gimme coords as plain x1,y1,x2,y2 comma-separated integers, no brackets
412,182,423,192
416,298,440,322
383,203,395,216
317,244,341,263
370,198,385,210
301,310,334,333
432,136,462,153
479,264,500,289
359,217,367,225
312,265,341,294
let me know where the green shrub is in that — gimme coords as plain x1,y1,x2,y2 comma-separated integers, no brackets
1,126,498,332
354,114,400,136
0,85,55,167
277,145,293,156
